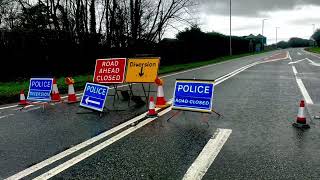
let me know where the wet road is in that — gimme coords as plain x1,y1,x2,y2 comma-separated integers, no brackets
1,49,320,179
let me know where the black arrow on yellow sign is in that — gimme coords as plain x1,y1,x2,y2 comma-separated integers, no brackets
139,66,144,77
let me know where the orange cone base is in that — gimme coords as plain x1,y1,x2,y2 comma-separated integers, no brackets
66,94,79,104
51,94,61,102
19,100,29,106
293,122,310,129
146,110,158,118
156,97,167,108
156,103,170,108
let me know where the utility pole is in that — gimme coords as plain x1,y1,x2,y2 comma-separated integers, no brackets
229,0,232,56
262,19,267,50
276,27,279,48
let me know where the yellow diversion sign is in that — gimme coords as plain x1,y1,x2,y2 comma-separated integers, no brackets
125,58,160,83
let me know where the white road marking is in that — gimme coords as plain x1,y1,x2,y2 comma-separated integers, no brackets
288,58,308,64
215,62,259,85
288,52,314,105
0,93,83,111
5,52,283,179
33,107,173,180
297,52,302,55
288,51,292,61
23,107,41,112
292,66,298,75
182,129,232,180
296,78,314,104
306,58,320,67
0,114,14,119
4,102,169,180
0,105,18,110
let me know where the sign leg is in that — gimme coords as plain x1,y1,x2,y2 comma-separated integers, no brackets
167,111,182,122
128,84,134,107
141,84,149,109
212,110,222,118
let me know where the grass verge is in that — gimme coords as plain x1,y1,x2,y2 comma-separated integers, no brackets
0,51,270,104
305,47,320,54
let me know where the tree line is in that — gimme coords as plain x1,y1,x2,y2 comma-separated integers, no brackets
0,0,255,82
276,29,320,49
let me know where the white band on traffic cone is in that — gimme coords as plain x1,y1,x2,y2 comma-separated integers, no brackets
297,107,304,118
68,84,75,95
157,85,164,97
20,93,25,100
149,100,155,109
52,84,59,94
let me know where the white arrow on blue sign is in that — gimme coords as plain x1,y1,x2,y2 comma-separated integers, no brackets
27,78,53,102
172,80,215,113
80,83,109,112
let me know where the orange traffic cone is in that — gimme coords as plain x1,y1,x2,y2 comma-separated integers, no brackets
155,77,168,108
65,77,78,103
147,96,158,117
51,78,61,102
293,100,310,129
19,89,28,106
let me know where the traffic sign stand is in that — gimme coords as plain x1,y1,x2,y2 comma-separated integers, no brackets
108,84,121,107
166,109,222,123
127,83,156,109
76,107,107,117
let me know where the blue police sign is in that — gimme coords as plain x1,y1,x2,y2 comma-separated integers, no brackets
27,78,53,101
80,83,109,112
173,80,214,113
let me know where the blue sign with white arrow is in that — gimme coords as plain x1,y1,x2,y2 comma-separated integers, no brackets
27,78,53,101
80,83,109,112
173,80,214,113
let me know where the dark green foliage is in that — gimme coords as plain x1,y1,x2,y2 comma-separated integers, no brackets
311,29,320,46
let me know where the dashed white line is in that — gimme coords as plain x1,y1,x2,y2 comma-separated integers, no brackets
0,114,14,119
182,129,232,180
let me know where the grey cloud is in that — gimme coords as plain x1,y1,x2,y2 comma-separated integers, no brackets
200,0,320,17
289,17,320,24
233,24,261,31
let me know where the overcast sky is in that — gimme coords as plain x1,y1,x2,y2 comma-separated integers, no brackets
166,0,320,45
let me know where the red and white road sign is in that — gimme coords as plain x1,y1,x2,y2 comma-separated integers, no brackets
94,58,127,84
